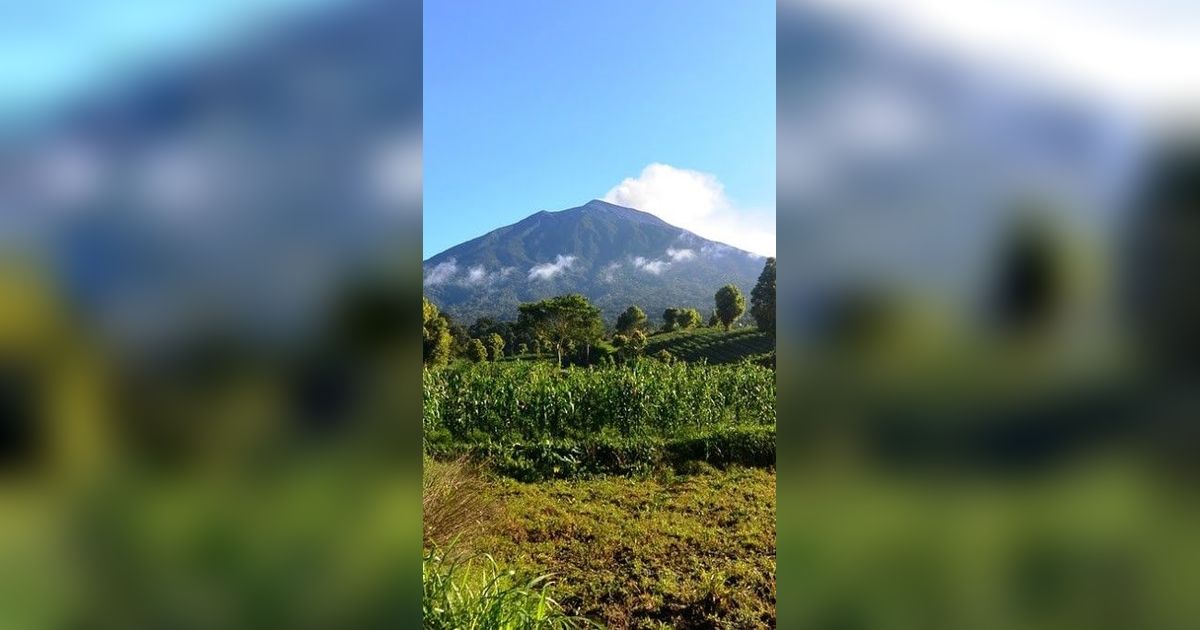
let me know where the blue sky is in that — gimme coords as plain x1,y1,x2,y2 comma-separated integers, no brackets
424,1,776,258
0,0,336,126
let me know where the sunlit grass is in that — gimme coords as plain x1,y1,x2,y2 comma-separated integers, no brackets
423,545,592,629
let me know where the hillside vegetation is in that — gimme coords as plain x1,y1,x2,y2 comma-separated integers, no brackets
644,327,774,365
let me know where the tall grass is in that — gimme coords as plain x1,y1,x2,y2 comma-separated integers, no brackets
423,457,497,549
423,546,591,629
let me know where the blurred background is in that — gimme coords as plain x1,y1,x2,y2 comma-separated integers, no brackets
1,0,423,626
778,0,1200,628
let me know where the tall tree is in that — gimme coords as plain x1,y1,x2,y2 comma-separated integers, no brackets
466,338,488,363
714,284,746,331
750,257,776,336
661,308,682,332
423,297,453,366
615,305,647,334
486,332,506,361
517,294,604,366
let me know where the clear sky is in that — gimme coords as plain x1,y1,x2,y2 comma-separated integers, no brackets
423,1,777,258
0,0,337,126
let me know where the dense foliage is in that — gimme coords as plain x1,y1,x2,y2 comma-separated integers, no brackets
424,362,774,444
750,257,776,335
661,307,702,331
614,305,647,334
423,297,453,366
714,284,746,330
518,294,605,365
467,338,488,363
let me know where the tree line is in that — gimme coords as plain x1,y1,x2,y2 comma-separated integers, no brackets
424,257,775,367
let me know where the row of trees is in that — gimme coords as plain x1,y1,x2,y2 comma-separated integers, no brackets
424,257,775,367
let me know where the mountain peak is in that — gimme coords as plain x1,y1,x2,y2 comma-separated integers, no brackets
570,199,670,227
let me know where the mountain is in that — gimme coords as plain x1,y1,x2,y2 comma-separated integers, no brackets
423,200,768,325
7,0,421,352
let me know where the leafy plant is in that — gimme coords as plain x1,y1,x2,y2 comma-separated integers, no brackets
423,546,592,629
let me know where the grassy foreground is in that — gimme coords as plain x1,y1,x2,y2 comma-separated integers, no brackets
475,466,776,629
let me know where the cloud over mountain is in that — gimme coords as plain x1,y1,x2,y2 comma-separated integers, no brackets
528,255,576,280
603,163,775,257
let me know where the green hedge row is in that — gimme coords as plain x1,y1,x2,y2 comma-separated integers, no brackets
426,425,776,482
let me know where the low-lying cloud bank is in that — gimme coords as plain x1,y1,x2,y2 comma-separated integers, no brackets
424,259,517,287
528,254,577,280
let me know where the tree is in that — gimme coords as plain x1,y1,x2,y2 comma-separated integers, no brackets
517,294,604,366
615,305,647,334
466,338,488,363
662,307,702,331
714,284,746,331
750,257,776,336
447,319,471,358
662,308,682,332
612,329,647,362
486,332,505,361
423,297,453,366
469,317,516,354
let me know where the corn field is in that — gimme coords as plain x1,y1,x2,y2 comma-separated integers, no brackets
423,361,775,443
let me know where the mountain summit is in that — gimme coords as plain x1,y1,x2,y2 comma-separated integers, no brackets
423,200,767,324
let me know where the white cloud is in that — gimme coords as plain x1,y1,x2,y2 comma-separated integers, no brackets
603,163,775,256
640,260,670,274
599,262,621,283
457,265,517,286
630,255,671,275
666,247,695,262
424,259,458,285
463,265,487,285
528,255,576,281
792,0,1200,117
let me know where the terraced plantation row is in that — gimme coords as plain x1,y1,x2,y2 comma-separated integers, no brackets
645,328,774,364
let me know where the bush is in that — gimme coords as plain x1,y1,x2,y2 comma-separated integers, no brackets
427,426,776,482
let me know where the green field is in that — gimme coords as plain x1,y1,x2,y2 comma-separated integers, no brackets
423,361,775,480
423,359,777,627
643,328,774,365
